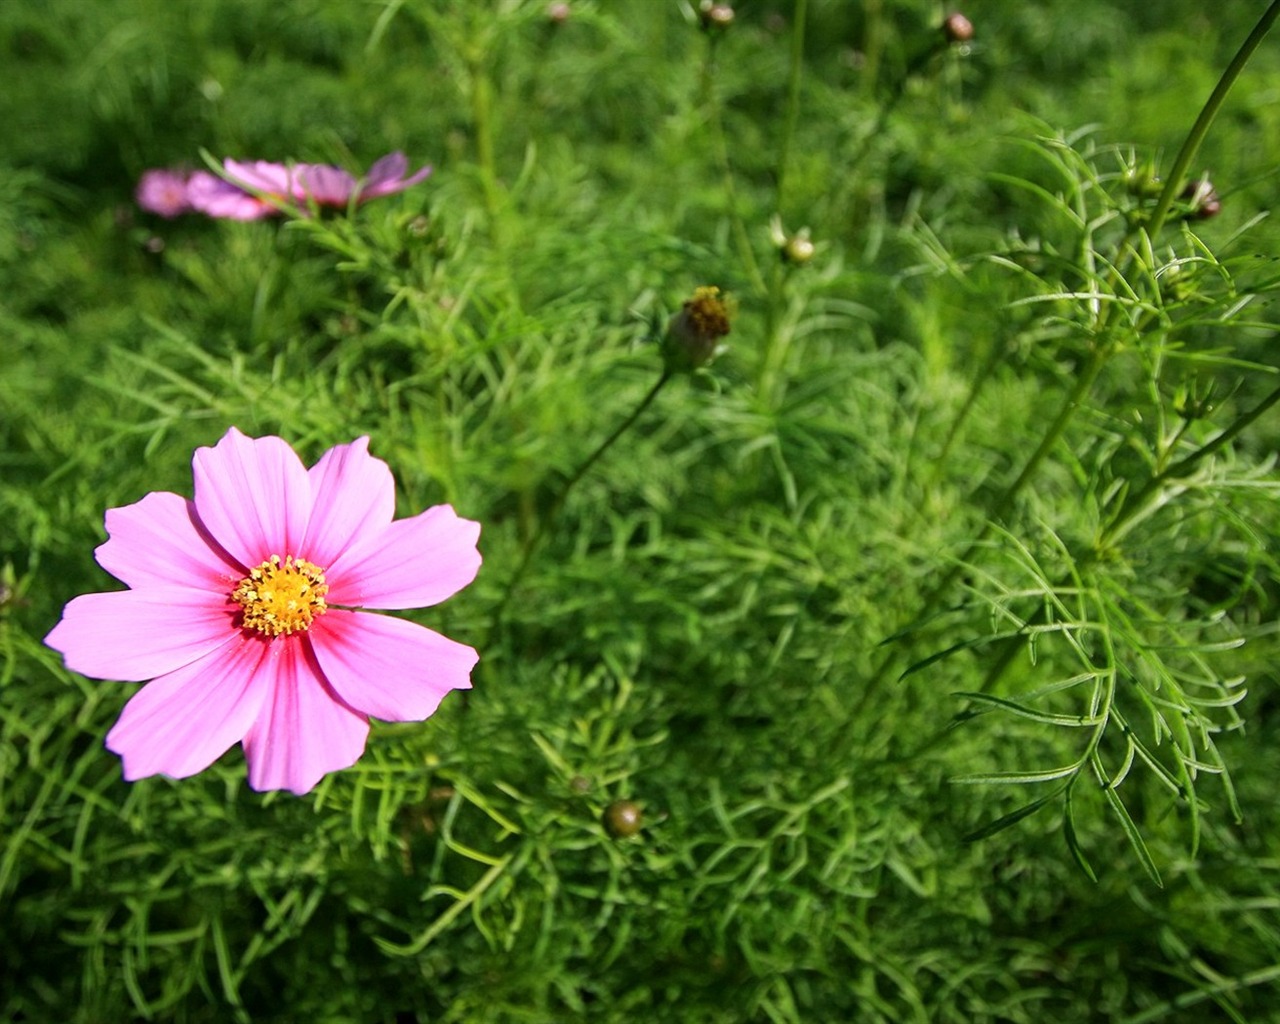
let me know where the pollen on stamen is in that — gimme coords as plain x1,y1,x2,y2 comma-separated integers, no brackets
232,554,329,637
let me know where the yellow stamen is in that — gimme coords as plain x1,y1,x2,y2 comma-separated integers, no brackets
232,555,329,637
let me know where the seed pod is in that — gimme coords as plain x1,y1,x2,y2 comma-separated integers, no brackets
603,800,643,838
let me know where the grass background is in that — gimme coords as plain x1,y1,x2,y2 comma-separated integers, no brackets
4,0,1280,1021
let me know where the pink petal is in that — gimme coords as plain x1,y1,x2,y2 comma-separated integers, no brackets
300,437,396,568
192,428,313,567
105,635,272,781
241,638,369,794
296,164,357,206
186,171,276,221
359,151,432,200
223,159,294,196
309,610,476,721
326,505,481,609
45,586,238,682
95,491,245,591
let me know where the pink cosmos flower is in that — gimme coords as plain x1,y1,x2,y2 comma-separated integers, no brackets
186,168,281,220
44,428,482,795
136,168,194,218
193,152,432,218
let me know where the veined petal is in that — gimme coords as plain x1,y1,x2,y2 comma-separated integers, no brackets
192,427,313,567
301,437,396,569
45,586,237,682
327,505,481,610
105,635,272,782
242,638,369,795
309,610,476,722
96,491,245,591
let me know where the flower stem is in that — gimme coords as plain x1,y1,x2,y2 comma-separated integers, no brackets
773,0,808,217
1145,0,1280,241
490,370,674,628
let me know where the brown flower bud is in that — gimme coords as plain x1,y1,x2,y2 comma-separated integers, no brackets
661,285,733,372
942,12,974,44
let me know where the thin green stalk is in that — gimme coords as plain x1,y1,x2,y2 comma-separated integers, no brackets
1145,0,1280,241
774,0,808,216
489,370,674,628
468,50,502,226
701,38,767,298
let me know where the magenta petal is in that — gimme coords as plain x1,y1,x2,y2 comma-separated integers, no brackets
105,636,271,782
241,638,369,794
326,505,481,609
192,428,313,567
95,491,244,591
300,437,396,568
309,610,475,722
45,587,237,682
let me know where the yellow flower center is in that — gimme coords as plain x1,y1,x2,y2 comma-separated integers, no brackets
232,555,329,637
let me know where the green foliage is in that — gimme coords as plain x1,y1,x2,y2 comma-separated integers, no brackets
5,0,1280,1020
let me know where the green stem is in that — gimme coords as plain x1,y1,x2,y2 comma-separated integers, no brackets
1145,0,1280,240
468,50,502,226
774,0,808,216
703,42,767,297
489,370,674,628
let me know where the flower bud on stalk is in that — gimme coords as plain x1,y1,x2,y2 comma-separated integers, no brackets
1181,177,1222,220
661,286,733,372
699,0,735,32
942,12,974,44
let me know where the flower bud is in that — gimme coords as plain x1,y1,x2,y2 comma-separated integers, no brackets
768,215,815,266
546,1,570,23
603,800,643,838
699,1,735,31
942,12,974,44
1180,178,1221,220
661,286,733,372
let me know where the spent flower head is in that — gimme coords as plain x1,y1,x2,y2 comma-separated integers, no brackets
662,285,733,373
45,428,481,795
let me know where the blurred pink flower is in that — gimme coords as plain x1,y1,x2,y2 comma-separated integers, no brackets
186,169,280,220
135,168,194,218
45,428,482,795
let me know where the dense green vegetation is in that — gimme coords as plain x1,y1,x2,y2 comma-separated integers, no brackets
5,1,1280,1020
